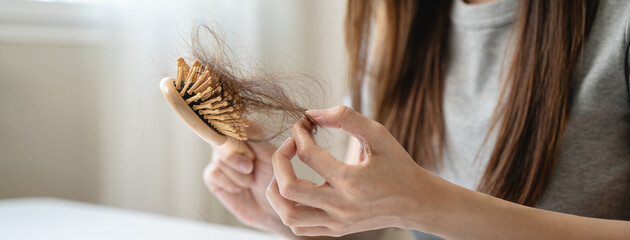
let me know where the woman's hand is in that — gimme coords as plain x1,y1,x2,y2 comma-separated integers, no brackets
266,106,630,240
266,106,451,237
203,122,292,235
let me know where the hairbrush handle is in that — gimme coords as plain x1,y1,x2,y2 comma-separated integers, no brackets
160,77,254,159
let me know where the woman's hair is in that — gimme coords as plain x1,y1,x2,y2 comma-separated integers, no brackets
346,0,599,206
187,25,319,140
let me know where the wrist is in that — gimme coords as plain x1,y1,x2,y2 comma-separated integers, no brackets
401,170,511,239
397,168,463,234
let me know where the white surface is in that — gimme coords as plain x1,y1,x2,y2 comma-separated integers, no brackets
0,198,283,240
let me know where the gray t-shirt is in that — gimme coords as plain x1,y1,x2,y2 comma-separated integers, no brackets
413,0,630,239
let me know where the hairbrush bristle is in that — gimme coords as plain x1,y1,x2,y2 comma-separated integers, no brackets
174,57,249,140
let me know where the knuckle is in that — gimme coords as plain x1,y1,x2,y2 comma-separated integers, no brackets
279,182,297,199
328,221,347,232
210,153,220,162
222,154,241,166
291,227,304,236
292,122,302,133
223,169,253,188
202,164,219,186
215,151,246,167
265,186,274,199
296,145,313,163
333,105,354,120
271,150,282,162
209,166,222,179
282,210,299,226
371,121,387,134
333,204,355,220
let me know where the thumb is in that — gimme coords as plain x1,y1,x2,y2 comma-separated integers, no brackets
306,105,382,144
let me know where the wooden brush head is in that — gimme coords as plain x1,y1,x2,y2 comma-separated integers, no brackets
160,58,249,145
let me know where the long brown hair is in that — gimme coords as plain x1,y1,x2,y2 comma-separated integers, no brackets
346,0,599,206
188,25,320,140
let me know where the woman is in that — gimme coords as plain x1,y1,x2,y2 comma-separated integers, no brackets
204,0,630,239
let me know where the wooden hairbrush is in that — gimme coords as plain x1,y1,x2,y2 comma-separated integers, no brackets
160,58,254,158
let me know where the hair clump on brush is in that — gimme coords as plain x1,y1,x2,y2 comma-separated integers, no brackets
182,25,320,141
174,57,250,140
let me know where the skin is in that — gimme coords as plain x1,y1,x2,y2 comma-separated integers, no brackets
206,106,630,240
205,121,380,240
262,106,630,239
205,1,630,239
204,122,292,236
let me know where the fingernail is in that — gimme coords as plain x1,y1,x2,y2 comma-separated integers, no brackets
239,160,252,173
305,109,322,118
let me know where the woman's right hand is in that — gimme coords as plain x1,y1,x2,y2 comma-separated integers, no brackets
203,123,292,236
204,121,381,240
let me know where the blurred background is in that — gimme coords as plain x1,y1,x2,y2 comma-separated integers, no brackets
0,0,412,239
0,0,347,225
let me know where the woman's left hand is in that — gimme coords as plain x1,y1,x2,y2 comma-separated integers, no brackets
265,106,451,237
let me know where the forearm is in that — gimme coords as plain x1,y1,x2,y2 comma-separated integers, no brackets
407,178,630,240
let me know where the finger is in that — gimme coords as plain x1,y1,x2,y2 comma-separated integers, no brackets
215,149,254,174
266,178,330,228
272,137,298,182
291,226,337,237
216,160,254,188
272,138,332,207
292,123,345,180
305,105,381,143
211,188,259,227
203,163,242,193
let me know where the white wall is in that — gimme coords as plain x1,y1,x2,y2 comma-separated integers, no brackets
0,0,349,223
0,1,413,239
0,0,107,203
